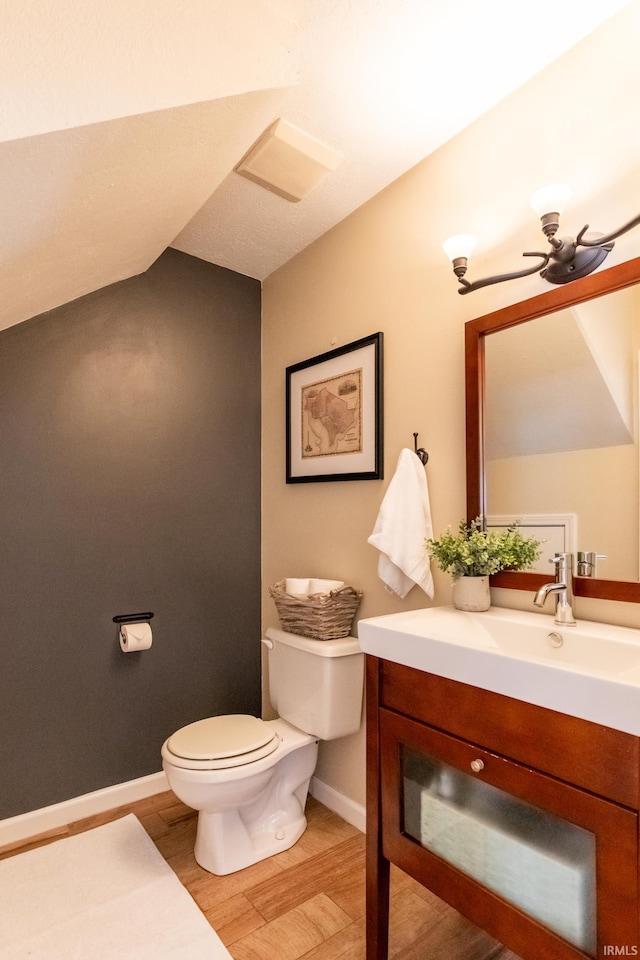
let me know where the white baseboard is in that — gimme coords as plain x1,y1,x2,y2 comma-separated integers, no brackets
309,776,366,833
2,771,363,850
0,771,169,849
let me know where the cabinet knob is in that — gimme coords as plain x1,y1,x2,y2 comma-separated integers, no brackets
470,759,484,773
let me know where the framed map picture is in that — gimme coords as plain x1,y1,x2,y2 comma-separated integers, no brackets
286,332,383,483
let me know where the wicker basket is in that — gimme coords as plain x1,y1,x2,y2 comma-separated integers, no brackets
269,579,363,640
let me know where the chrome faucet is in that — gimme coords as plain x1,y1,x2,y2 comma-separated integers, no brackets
533,552,576,626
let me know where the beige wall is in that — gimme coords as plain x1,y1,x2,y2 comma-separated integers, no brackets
261,4,640,811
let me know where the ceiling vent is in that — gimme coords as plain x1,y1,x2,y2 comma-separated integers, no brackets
235,119,342,202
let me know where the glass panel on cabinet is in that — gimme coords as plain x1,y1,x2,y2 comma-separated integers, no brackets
402,747,597,955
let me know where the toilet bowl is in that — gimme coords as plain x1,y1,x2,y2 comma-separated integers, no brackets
162,716,318,875
161,628,363,875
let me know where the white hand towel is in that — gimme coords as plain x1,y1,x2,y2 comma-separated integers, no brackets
367,448,434,599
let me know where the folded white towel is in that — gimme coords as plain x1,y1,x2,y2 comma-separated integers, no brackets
367,448,434,599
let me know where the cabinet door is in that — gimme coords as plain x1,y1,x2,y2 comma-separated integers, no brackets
380,708,638,960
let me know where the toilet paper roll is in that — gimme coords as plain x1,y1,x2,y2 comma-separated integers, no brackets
119,622,153,652
309,578,345,594
285,578,310,598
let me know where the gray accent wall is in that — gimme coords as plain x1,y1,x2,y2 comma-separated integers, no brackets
0,249,261,819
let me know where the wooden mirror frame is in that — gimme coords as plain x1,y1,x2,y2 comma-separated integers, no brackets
465,254,640,603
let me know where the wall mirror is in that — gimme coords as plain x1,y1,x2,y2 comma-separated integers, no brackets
465,255,640,603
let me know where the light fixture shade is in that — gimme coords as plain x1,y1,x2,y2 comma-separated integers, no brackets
530,184,571,218
443,234,477,262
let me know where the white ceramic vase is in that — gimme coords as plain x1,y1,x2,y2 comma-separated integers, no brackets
452,575,490,612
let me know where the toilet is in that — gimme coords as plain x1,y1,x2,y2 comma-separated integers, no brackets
161,626,364,875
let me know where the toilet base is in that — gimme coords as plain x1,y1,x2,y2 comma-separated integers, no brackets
193,766,314,875
194,804,308,875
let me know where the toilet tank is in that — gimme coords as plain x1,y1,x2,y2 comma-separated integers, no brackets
263,627,364,740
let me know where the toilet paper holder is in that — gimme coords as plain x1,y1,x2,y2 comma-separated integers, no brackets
113,612,154,625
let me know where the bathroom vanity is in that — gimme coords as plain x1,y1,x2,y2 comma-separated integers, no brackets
359,606,640,960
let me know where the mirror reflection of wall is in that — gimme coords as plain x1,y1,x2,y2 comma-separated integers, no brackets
484,286,640,582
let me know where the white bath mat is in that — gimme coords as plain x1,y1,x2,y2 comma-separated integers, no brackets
0,814,231,959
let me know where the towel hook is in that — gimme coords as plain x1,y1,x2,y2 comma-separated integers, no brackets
413,433,429,465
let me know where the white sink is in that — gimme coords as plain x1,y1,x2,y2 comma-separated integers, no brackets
357,606,640,735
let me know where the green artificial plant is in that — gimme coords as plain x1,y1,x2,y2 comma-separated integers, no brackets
426,517,541,580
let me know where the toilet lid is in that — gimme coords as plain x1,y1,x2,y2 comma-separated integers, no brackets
166,714,277,762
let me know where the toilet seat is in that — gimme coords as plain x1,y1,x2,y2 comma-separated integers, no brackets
164,714,280,770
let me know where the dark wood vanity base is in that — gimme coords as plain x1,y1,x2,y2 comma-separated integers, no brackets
365,655,640,960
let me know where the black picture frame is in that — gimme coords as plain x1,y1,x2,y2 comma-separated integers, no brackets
286,332,383,483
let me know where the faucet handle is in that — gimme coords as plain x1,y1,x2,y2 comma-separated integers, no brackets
576,551,607,577
549,552,573,581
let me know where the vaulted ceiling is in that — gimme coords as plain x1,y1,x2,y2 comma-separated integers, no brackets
1,0,630,331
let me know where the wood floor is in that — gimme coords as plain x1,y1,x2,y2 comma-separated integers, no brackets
0,790,522,960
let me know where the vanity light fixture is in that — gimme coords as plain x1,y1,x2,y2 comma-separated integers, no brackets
444,185,640,294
